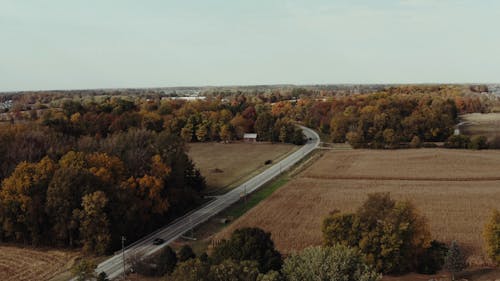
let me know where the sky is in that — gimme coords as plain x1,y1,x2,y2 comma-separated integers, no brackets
1,0,500,91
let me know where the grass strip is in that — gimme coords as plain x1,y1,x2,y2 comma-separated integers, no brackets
225,176,289,219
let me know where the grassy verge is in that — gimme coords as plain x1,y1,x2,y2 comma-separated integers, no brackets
170,175,291,255
226,177,289,219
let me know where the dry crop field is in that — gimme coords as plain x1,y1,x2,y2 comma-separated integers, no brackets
188,142,296,193
0,245,79,281
214,149,500,266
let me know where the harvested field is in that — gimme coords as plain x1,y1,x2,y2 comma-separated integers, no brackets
188,142,296,193
0,244,79,281
214,149,500,266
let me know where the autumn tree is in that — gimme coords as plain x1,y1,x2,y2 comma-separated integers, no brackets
72,259,97,281
46,164,97,246
322,193,432,274
78,191,111,255
211,227,282,273
254,112,274,141
181,124,194,142
0,157,56,244
483,209,500,265
219,124,232,142
167,259,210,281
230,114,252,138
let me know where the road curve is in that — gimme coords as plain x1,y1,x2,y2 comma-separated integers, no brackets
88,126,319,280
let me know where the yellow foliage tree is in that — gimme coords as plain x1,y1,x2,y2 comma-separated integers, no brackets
0,157,56,244
483,209,500,265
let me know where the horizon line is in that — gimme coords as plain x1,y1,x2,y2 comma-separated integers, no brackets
1,82,498,94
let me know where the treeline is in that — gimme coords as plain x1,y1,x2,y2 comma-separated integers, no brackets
0,129,205,254
5,85,493,149
288,86,493,148
37,96,306,144
296,93,460,148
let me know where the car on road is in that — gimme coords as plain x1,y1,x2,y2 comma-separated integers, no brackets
152,238,165,245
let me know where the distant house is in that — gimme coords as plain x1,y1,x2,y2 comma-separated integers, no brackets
243,133,258,143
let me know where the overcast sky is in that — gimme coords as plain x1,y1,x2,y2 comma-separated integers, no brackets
1,0,499,91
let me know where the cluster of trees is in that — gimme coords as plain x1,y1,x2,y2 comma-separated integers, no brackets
122,227,380,281
298,93,460,148
0,94,312,254
6,85,495,150
273,85,493,148
0,126,205,254
322,193,500,278
37,97,306,144
157,97,305,144
322,193,433,274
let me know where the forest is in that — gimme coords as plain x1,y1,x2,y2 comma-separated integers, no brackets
293,86,491,148
0,94,306,254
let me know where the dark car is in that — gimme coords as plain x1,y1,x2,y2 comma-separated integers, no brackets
153,238,165,245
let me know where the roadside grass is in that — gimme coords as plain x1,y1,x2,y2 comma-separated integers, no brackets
226,177,289,219
170,175,290,256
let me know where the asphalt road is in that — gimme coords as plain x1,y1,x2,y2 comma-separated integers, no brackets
88,126,319,280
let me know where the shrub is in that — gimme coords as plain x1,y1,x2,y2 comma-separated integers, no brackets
410,135,422,148
72,259,97,281
282,245,380,281
178,245,196,262
469,135,488,150
156,246,178,276
208,259,260,281
416,240,448,274
346,131,364,148
444,135,471,149
421,142,438,148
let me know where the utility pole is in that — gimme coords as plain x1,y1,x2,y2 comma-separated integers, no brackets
189,217,194,238
121,236,126,280
244,185,247,203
